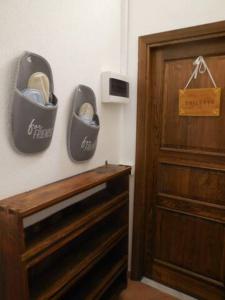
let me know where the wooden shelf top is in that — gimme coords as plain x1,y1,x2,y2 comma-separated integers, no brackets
0,164,131,217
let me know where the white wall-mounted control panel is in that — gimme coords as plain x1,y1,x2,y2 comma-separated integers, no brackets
101,72,129,104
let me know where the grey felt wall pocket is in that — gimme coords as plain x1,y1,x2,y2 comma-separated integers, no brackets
12,52,58,153
68,85,100,161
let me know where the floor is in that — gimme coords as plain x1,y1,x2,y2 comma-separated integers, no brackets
119,280,179,300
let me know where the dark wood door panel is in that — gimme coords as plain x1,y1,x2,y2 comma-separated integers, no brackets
159,150,225,169
151,260,225,300
154,209,225,282
157,194,225,223
162,55,225,154
159,163,225,205
163,36,225,61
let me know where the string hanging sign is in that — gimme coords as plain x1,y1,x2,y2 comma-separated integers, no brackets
179,56,221,117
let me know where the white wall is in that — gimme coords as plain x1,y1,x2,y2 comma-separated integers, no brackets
0,0,122,199
124,0,225,270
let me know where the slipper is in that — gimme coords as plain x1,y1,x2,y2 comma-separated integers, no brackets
67,85,100,161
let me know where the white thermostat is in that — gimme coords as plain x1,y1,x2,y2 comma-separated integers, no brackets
101,72,129,104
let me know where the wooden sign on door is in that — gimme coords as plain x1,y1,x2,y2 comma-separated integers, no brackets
179,87,221,116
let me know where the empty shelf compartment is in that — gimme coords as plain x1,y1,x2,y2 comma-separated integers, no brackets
28,208,128,300
60,237,128,300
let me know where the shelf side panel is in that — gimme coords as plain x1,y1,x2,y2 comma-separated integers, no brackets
0,209,28,300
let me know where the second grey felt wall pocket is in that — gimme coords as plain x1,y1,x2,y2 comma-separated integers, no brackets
12,52,58,153
68,85,100,161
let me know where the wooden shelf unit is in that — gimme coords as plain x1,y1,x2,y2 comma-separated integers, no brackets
0,164,131,300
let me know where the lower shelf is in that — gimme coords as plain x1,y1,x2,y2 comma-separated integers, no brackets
28,212,128,300
100,270,128,300
60,251,127,300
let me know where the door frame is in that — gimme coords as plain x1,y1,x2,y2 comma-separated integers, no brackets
131,20,225,280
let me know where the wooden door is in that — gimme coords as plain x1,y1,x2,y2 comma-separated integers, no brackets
132,22,225,300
